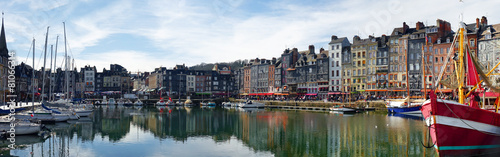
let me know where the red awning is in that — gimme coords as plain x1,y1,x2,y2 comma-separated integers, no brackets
328,92,341,94
306,93,317,96
479,92,499,98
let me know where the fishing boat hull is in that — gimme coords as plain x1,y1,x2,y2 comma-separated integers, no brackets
421,96,500,156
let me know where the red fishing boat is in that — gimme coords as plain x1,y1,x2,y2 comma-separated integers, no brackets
421,22,500,156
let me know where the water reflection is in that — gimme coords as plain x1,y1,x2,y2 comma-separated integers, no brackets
3,106,436,156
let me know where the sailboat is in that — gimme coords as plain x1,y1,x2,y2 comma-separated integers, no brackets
14,35,71,123
420,22,500,156
41,22,92,118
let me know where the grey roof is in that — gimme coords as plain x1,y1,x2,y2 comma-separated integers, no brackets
390,27,404,36
328,37,347,44
479,23,500,40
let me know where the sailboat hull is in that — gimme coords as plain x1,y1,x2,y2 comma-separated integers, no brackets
387,105,422,114
421,98,500,156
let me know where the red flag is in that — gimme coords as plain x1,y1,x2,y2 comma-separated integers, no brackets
466,50,481,89
169,97,172,101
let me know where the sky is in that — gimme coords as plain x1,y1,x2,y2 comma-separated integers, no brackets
2,0,500,73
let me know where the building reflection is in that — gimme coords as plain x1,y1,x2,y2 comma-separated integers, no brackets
7,106,435,156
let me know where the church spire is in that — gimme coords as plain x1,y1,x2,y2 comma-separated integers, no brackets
0,12,8,57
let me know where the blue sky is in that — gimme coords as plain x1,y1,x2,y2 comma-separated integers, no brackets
2,0,500,72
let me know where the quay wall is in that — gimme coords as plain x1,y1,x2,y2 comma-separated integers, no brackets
237,99,387,111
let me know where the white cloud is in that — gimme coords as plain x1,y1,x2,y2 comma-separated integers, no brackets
4,0,500,72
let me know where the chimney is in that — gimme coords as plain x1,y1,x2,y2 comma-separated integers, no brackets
403,22,409,34
416,21,425,30
319,48,325,52
481,16,487,26
283,48,290,54
331,35,338,41
308,45,315,54
292,48,298,53
476,18,480,28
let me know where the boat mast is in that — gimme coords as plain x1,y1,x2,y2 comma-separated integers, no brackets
457,24,465,104
32,38,35,114
64,22,69,100
49,45,53,101
406,39,410,102
422,37,427,99
53,36,58,101
41,26,49,102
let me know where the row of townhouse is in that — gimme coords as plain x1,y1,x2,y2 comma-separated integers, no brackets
132,64,236,97
235,16,500,99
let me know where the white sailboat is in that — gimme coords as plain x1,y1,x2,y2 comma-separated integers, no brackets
0,116,41,135
239,100,265,108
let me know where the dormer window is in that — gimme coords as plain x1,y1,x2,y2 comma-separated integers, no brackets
372,38,376,42
437,39,441,44
485,33,492,39
446,38,450,43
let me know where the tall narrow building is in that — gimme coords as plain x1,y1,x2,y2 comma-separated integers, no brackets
351,36,370,96
328,35,350,96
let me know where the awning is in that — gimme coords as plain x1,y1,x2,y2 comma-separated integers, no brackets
305,93,317,96
436,89,453,93
328,92,341,94
240,93,249,95
196,93,211,95
249,93,257,96
420,89,432,92
274,93,289,96
479,92,499,98
366,89,388,92
390,90,406,92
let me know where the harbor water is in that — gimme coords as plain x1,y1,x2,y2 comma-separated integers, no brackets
1,106,436,156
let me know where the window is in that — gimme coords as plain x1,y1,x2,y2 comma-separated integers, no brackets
486,34,492,39
336,53,339,58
